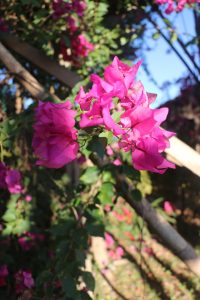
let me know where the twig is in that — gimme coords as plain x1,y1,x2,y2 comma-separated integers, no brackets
145,13,199,83
157,9,200,75
0,42,59,101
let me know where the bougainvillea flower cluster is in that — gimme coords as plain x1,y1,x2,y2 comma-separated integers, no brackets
60,34,94,62
76,57,175,173
52,0,94,63
0,162,22,194
32,101,79,168
155,0,199,14
52,0,87,19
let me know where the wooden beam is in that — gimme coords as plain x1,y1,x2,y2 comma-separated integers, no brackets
0,33,81,88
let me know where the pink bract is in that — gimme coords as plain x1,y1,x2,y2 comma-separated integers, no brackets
77,56,175,174
0,162,22,194
32,101,79,168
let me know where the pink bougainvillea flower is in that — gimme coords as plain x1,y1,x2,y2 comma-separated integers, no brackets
15,270,34,294
67,16,78,33
0,162,22,194
25,195,32,202
105,232,115,247
5,169,22,194
52,0,72,19
73,0,87,16
163,200,176,214
23,271,34,289
77,56,175,174
113,158,122,166
132,138,175,174
155,0,199,13
71,34,94,58
104,56,141,91
32,101,79,168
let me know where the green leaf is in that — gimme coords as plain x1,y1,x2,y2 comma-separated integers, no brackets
152,197,164,208
152,32,160,40
87,136,106,159
80,167,100,184
2,210,16,222
86,223,104,237
98,182,114,205
62,276,77,297
122,165,140,181
82,271,95,292
170,31,177,42
12,219,30,234
99,131,113,144
131,189,142,202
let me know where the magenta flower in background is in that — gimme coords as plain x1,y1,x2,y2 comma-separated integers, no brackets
105,232,115,247
25,195,32,202
5,169,22,194
72,34,94,58
32,101,79,168
155,0,199,14
15,270,34,294
163,201,176,214
0,162,22,194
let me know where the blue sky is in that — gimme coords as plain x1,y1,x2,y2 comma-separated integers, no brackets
136,8,198,108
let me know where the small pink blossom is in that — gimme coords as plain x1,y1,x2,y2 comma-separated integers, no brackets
32,101,79,168
15,270,34,294
163,201,176,214
67,16,78,33
25,195,32,202
0,163,22,194
5,169,22,194
105,232,114,247
73,0,87,16
113,158,122,166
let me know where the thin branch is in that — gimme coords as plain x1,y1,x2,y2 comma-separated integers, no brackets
0,33,81,88
157,9,200,75
0,42,59,101
145,13,200,84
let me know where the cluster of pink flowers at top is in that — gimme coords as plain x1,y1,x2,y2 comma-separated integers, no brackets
0,162,22,194
52,0,87,19
52,0,94,63
32,101,79,168
76,56,175,174
155,0,199,14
